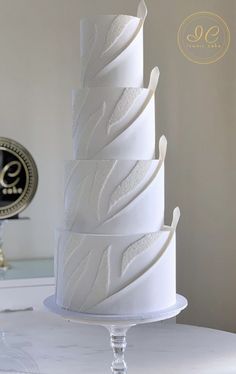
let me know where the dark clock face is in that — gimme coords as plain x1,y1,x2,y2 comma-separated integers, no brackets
0,138,38,219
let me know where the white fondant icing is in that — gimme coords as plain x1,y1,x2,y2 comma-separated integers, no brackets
102,16,134,56
80,2,147,87
72,69,159,160
137,0,148,20
121,231,160,276
56,208,179,314
56,0,181,317
80,245,111,312
97,160,117,221
107,88,143,134
108,160,151,212
148,66,160,92
64,157,165,234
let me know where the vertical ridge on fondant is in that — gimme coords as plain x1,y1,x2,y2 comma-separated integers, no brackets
97,160,117,221
78,102,107,158
64,250,91,308
80,246,111,312
72,88,89,137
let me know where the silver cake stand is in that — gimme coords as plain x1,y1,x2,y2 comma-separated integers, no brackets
44,294,187,373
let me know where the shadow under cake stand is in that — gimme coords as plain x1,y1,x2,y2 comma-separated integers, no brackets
44,294,187,374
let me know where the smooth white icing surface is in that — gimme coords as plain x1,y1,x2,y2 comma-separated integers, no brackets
80,1,147,87
73,67,159,160
56,208,179,314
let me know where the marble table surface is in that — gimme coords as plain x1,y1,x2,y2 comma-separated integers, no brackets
0,309,236,373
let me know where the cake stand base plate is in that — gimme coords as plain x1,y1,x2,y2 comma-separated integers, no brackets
44,294,187,374
44,294,187,326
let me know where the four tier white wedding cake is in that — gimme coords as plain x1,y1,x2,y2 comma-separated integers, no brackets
56,0,180,315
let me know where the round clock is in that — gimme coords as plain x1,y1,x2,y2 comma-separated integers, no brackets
0,137,38,219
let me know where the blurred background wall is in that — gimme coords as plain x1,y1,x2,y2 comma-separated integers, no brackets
0,0,235,332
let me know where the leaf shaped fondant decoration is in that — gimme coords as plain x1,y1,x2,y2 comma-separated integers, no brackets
159,135,167,161
121,232,160,276
103,136,167,225
148,66,160,93
137,0,148,20
108,161,151,214
80,246,111,312
97,160,117,220
93,1,147,82
74,102,106,158
64,249,91,308
63,235,85,271
85,102,106,157
90,208,181,310
102,15,133,55
107,88,143,135
65,173,92,230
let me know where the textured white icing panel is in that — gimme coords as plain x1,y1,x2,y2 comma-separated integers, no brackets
56,208,178,315
72,67,159,160
80,1,147,87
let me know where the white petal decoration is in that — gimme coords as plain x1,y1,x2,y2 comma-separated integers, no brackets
94,2,147,82
148,66,160,93
159,135,167,161
102,15,133,55
121,232,160,276
121,207,180,276
107,88,143,134
137,0,148,20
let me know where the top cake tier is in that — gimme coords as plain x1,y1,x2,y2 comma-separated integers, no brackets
80,1,147,88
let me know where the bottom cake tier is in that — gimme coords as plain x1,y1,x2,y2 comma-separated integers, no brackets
55,208,180,315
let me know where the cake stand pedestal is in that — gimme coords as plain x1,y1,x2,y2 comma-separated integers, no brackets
44,294,187,374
